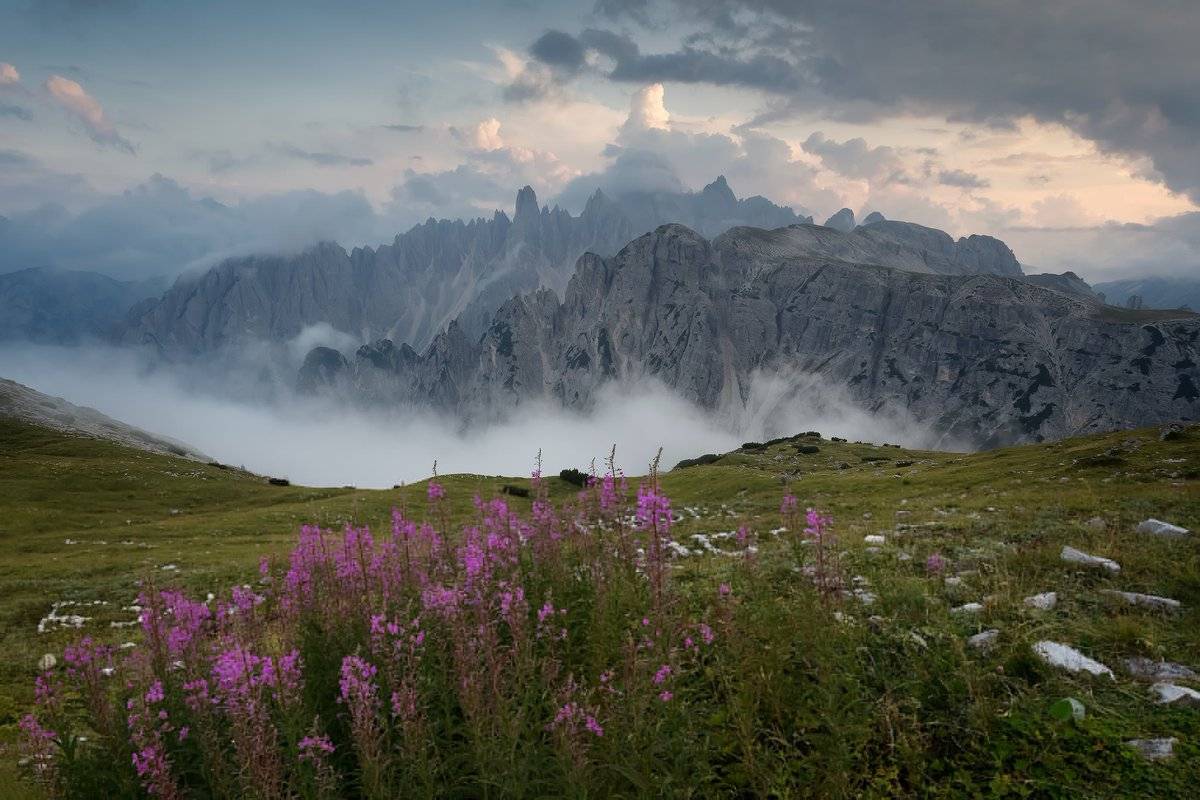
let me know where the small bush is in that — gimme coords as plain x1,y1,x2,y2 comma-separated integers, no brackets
558,468,589,487
267,477,290,486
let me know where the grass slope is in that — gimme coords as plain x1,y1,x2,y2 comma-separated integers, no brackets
1,418,1198,795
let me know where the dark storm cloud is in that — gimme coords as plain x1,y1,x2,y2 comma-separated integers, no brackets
544,1,1200,203
523,28,804,94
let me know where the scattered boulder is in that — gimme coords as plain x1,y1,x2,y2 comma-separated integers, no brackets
1060,545,1120,573
1136,518,1191,538
895,460,914,467
38,653,56,671
1101,590,1181,612
1033,641,1114,678
1159,423,1185,442
1149,682,1200,707
1024,591,1058,610
1123,657,1197,683
1125,738,1177,761
967,629,1000,650
952,602,984,615
864,534,886,545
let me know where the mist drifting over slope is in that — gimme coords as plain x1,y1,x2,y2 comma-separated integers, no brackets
0,344,945,487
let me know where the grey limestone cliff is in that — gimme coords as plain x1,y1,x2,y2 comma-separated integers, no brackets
302,224,1198,448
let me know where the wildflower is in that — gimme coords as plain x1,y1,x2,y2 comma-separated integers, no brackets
653,664,672,685
658,691,673,702
926,552,945,574
781,494,799,514
718,583,732,598
298,734,335,760
427,481,445,502
698,623,715,645
585,716,604,737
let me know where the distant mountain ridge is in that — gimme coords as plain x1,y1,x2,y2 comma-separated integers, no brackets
1093,277,1200,312
300,224,1198,448
116,177,809,357
0,267,166,344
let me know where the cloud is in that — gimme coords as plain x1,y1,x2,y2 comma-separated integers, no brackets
0,173,395,282
471,117,505,151
0,104,33,121
270,143,373,167
555,84,834,216
546,1,1200,205
0,63,19,85
0,343,939,488
382,123,424,133
524,27,804,94
43,74,135,154
999,210,1200,282
937,168,989,189
624,83,670,131
801,132,911,184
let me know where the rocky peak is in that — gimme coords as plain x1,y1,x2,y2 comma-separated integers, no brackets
823,208,856,232
701,175,738,214
861,211,886,226
513,185,540,225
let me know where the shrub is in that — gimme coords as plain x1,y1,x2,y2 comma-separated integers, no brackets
557,468,588,488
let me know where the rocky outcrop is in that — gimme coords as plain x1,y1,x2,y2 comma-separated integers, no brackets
823,208,856,232
300,224,1199,448
0,377,207,460
117,178,809,358
1021,271,1100,303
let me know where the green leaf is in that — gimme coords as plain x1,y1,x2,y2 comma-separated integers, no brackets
1048,697,1085,723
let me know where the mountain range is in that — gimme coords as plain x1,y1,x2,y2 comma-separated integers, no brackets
0,267,165,344
115,177,810,356
299,223,1198,448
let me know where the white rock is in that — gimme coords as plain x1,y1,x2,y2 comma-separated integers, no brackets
38,653,57,671
897,552,912,562
944,576,963,587
967,629,1000,650
1150,682,1200,707
1123,657,1198,682
1136,519,1190,538
864,534,886,545
1101,590,1181,611
1024,592,1058,610
1085,517,1107,531
1033,641,1114,678
952,602,984,615
1125,738,1176,761
1060,546,1120,573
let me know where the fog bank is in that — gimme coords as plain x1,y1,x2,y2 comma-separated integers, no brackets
0,344,946,487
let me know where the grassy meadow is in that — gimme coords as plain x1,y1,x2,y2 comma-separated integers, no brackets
1,416,1198,797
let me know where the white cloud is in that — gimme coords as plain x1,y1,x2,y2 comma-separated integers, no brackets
0,62,19,85
624,84,670,131
472,117,505,151
44,74,135,154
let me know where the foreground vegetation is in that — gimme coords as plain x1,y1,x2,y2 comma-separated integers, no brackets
1,418,1198,797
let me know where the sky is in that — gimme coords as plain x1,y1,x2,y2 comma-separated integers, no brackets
1,0,1199,283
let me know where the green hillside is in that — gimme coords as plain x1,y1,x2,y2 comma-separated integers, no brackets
2,417,1198,795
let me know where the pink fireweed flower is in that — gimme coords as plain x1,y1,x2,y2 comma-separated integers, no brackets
635,483,672,536
585,715,604,737
427,481,445,502
718,583,732,598
781,493,799,514
698,622,715,645
653,664,672,685
658,691,673,702
926,552,945,574
144,681,165,705
804,508,832,540
298,734,335,760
